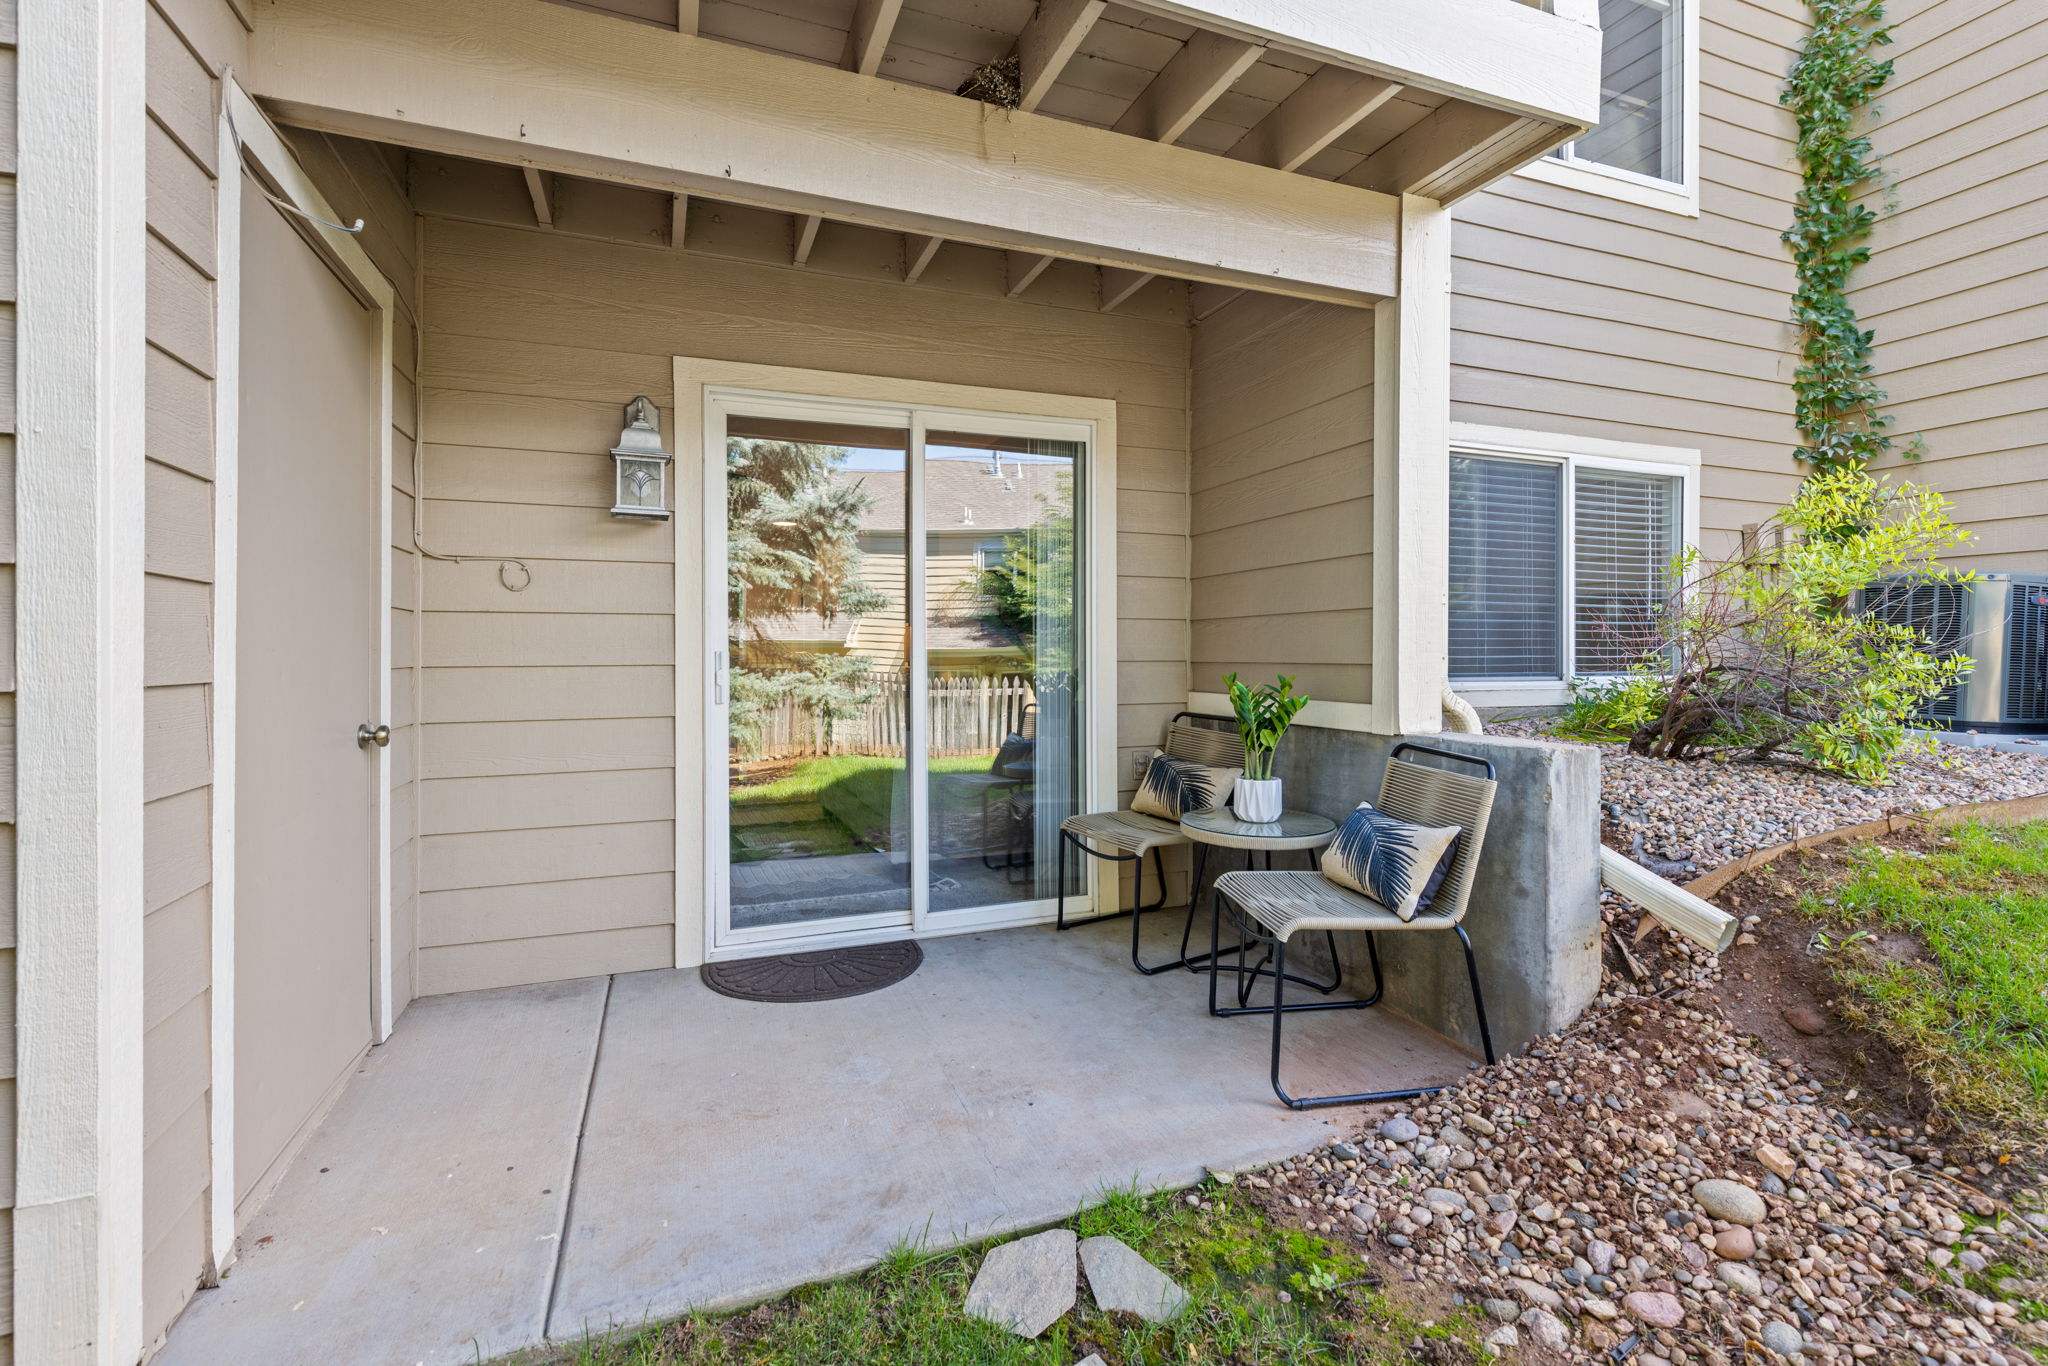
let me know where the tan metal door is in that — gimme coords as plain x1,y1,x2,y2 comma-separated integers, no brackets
234,182,380,1204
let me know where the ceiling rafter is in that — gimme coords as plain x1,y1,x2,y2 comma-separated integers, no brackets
1098,265,1152,312
670,192,687,249
1339,103,1525,199
843,0,905,78
1004,251,1055,297
793,212,822,265
1227,66,1402,172
1015,0,1108,114
677,0,698,36
522,166,553,227
903,232,944,283
1111,28,1264,144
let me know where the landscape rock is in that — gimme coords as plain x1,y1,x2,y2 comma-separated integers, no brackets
1762,1320,1805,1358
964,1229,1077,1338
1484,1324,1520,1356
1692,1178,1768,1226
1380,1116,1420,1143
1714,1226,1756,1260
1623,1291,1684,1329
1755,1143,1798,1181
1079,1235,1188,1323
1782,1007,1830,1036
1519,1309,1569,1351
1715,1262,1762,1296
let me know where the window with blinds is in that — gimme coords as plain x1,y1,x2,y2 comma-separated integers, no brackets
1450,452,1686,683
1450,456,1563,680
1574,470,1679,674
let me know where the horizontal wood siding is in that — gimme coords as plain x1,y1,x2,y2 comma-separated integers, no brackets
1189,295,1373,705
0,0,11,1352
1448,0,1806,552
417,216,1190,993
1868,0,2047,572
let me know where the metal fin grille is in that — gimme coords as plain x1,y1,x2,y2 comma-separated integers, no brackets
1864,580,1967,720
2006,582,2048,723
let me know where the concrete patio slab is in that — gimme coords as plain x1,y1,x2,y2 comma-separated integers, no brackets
156,977,608,1366
157,916,1472,1366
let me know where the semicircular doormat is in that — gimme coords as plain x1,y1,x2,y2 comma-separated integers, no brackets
700,941,923,1003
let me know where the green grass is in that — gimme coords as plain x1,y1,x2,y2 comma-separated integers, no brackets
1802,819,2048,1148
530,1183,1481,1366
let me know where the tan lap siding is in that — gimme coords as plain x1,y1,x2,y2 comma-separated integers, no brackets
416,217,1190,992
1189,294,1373,706
1448,0,1805,552
1870,0,2048,571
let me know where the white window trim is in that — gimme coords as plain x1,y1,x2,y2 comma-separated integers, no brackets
1516,0,1701,217
1447,423,1700,709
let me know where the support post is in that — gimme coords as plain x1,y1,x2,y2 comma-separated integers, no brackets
14,0,150,1357
1369,194,1452,735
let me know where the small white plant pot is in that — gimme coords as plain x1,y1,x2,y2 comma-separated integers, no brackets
1235,777,1283,823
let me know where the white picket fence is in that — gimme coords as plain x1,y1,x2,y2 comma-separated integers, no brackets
751,671,1036,758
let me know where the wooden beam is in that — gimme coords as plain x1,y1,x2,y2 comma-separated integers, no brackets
1118,0,1601,126
1005,250,1055,297
1188,282,1246,321
1340,102,1525,200
1015,0,1106,114
904,232,944,283
248,0,1402,304
1099,265,1153,312
1227,66,1400,172
676,0,698,35
793,212,822,265
670,191,688,248
522,165,554,226
842,0,904,77
1111,28,1262,144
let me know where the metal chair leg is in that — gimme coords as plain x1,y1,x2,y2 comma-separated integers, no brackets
1456,923,1497,1066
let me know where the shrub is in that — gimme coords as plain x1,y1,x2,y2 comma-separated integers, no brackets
1599,468,1974,783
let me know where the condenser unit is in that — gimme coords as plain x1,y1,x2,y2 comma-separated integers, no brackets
1857,573,2048,732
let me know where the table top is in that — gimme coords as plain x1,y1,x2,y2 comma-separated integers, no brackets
1179,807,1338,851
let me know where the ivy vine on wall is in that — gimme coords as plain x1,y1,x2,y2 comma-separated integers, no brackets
1781,0,1908,471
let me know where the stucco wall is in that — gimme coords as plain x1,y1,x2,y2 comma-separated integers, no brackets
1869,0,2047,573
1188,296,1374,706
413,215,1194,995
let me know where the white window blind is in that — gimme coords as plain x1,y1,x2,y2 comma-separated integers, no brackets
1449,456,1563,680
1548,0,1684,184
1574,470,1679,674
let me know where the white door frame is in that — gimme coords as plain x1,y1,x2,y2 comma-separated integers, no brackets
672,358,1118,967
210,80,398,1271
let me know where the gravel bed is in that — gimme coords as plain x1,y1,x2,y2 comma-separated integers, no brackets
1240,988,2048,1366
1487,722,2048,877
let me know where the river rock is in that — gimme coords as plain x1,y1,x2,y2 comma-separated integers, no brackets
1624,1291,1685,1328
1755,1143,1798,1181
1714,1226,1756,1260
1761,1320,1804,1357
1380,1115,1421,1143
1693,1178,1768,1226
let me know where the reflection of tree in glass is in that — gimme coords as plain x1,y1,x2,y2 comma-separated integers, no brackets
974,470,1074,674
727,439,890,754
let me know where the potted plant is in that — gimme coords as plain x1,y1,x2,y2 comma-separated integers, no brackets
1224,672,1309,823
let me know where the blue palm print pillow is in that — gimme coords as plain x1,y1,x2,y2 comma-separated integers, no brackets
1319,801,1463,922
1130,749,1241,821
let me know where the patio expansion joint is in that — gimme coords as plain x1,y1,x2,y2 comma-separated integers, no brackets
542,972,617,1337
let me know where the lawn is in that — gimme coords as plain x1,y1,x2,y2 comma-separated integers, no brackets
1802,818,2048,1148
530,1184,1481,1366
727,753,994,862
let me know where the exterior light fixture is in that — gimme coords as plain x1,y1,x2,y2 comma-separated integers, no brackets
608,396,672,521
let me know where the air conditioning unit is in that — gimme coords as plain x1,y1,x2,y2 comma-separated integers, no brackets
1857,573,2048,733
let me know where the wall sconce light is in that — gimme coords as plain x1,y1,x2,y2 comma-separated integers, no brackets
609,396,672,521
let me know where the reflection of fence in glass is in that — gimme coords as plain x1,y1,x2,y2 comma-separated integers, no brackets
750,670,1038,758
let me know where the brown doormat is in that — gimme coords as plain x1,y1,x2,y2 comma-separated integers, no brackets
699,941,923,1003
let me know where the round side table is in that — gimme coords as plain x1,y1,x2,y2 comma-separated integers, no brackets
1157,808,1336,977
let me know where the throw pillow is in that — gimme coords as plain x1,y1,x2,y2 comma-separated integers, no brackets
1129,749,1240,821
1320,801,1463,922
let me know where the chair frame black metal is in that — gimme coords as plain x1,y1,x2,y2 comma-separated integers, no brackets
1054,710,1238,976
1207,743,1499,1110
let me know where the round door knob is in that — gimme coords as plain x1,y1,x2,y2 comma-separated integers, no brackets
357,723,392,749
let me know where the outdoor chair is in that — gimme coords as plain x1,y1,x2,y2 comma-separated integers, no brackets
1206,744,1497,1109
1056,711,1243,974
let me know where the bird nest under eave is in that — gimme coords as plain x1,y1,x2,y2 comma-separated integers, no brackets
956,54,1023,108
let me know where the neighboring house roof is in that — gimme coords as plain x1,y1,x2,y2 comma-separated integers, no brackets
832,457,1069,535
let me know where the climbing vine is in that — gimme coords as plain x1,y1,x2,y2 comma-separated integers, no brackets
1780,0,1906,471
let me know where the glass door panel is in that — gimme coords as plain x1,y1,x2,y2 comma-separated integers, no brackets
724,415,914,933
921,430,1086,916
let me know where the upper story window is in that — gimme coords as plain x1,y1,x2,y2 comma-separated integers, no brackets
1527,0,1696,212
1446,428,1698,700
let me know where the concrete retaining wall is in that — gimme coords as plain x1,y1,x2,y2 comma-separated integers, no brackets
1269,727,1603,1055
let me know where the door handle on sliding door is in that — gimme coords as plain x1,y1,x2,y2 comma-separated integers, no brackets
712,651,729,705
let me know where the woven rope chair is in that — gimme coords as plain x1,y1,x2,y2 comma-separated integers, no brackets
1057,711,1243,974
1207,743,1498,1109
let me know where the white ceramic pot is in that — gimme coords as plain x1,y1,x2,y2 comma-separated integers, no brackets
1235,777,1282,823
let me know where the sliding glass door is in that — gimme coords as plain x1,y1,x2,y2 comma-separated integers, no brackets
709,394,1090,950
